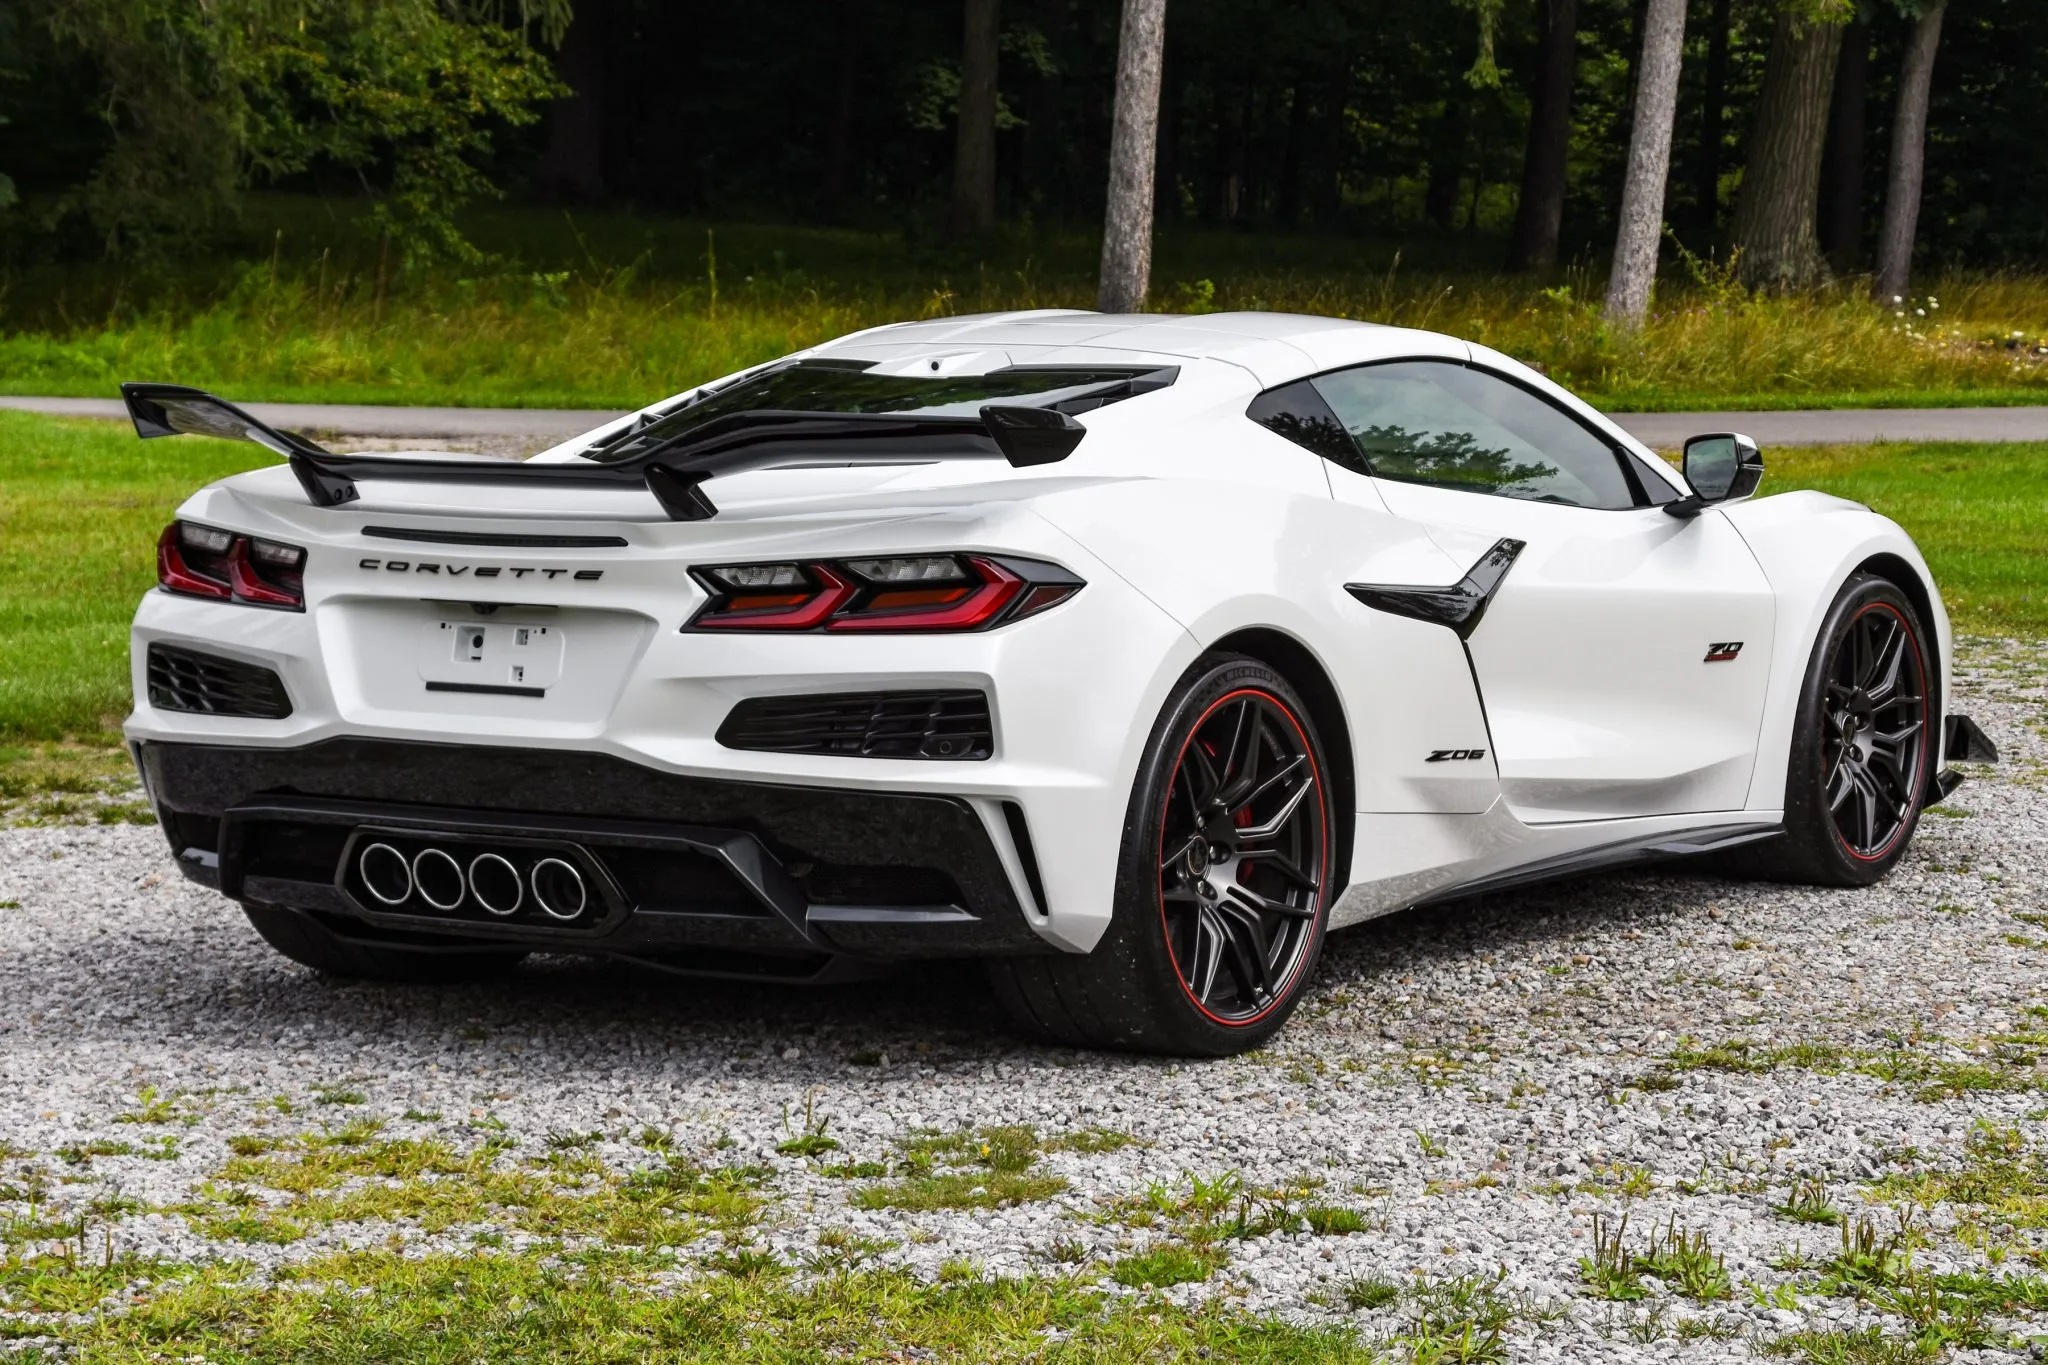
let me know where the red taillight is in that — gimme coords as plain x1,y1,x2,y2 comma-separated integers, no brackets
686,555,1080,633
157,522,306,610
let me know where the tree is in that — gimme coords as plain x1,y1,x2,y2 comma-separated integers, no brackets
1872,1,1946,302
1604,0,1687,324
948,0,1000,237
1729,2,1851,291
1816,16,1868,269
1097,0,1168,314
536,0,606,204
1508,0,1579,270
26,0,568,262
1691,0,1733,230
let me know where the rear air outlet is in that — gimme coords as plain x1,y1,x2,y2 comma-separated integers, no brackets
146,644,293,719
717,690,993,760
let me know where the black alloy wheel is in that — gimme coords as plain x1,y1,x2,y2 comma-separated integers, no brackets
1821,598,1929,861
1727,574,1935,887
987,655,1337,1055
1157,689,1327,1025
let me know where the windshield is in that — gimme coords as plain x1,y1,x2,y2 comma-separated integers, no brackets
586,361,1166,464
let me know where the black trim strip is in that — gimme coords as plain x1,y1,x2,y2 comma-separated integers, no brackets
424,681,546,698
1415,821,1783,906
365,526,629,549
1001,801,1050,916
1345,537,1526,640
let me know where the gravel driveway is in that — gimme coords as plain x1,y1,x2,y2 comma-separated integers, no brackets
2,641,2042,1361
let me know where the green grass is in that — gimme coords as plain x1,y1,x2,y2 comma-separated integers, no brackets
0,410,2040,761
1765,442,2048,639
1,195,2045,412
0,1247,1373,1362
0,410,273,745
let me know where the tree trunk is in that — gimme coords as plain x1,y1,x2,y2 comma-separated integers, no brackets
1873,1,1946,303
1730,7,1845,291
1817,18,1869,270
1311,65,1350,226
1274,83,1309,227
948,0,1000,237
1604,0,1688,324
1692,0,1731,231
535,0,605,204
1508,0,1579,271
1423,101,1466,232
1097,0,1168,313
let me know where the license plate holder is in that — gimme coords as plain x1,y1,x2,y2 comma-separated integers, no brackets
417,616,566,695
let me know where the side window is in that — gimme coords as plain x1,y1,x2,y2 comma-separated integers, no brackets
1301,361,1639,510
1245,380,1366,476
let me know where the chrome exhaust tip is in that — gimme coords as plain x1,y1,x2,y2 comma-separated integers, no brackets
359,842,414,906
468,852,524,917
530,857,587,921
411,847,466,912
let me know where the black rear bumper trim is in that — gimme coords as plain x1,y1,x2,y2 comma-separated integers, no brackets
137,737,1051,961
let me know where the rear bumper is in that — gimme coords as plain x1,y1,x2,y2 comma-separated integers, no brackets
136,738,1057,973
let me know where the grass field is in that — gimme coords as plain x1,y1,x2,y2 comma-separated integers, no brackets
2,408,2041,764
2,197,2046,412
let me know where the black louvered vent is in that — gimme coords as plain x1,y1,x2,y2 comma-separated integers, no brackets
718,691,991,760
146,644,293,719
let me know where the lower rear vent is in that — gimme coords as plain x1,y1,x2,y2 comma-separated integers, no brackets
718,690,991,760
146,644,293,719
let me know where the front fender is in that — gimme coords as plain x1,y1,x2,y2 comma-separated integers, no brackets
1718,490,1954,812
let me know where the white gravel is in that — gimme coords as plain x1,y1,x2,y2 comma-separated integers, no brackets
2,639,2043,1360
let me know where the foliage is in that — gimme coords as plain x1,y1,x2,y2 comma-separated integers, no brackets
12,0,567,262
3,202,2047,414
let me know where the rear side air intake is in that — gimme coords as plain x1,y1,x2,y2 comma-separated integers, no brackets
146,644,293,719
718,691,993,760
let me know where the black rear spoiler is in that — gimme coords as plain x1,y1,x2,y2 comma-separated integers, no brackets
118,382,1093,522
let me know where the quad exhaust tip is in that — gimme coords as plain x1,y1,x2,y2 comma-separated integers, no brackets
355,841,588,920
531,857,587,921
467,852,524,917
358,842,413,905
411,848,466,911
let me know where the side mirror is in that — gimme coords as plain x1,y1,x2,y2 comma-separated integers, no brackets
1667,432,1763,518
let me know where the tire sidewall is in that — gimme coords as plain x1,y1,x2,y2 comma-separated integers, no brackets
1784,576,1935,886
1103,655,1336,1055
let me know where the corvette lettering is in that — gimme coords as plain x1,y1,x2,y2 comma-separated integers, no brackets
1425,748,1487,763
357,558,603,581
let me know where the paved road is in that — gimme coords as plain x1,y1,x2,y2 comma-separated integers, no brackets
4,393,2045,448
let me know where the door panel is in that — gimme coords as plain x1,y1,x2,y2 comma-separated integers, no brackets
1378,486,1777,821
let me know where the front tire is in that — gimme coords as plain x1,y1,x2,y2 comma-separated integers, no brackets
242,902,528,982
989,655,1336,1055
1743,574,1935,886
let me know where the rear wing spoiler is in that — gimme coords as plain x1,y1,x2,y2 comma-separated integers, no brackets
118,382,1095,521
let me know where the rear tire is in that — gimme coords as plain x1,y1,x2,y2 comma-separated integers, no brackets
1731,574,1934,887
988,655,1336,1056
241,902,527,982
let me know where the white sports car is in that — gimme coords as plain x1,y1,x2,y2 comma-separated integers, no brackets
123,311,1997,1055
